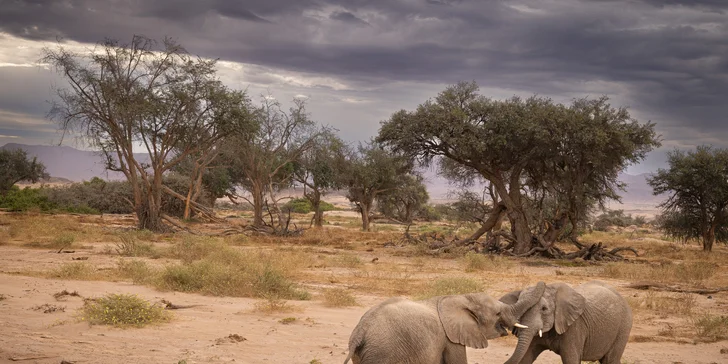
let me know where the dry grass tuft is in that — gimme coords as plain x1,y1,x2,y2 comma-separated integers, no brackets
113,232,158,258
253,298,300,314
79,293,171,327
417,276,484,299
626,291,697,317
7,214,110,244
116,259,157,284
322,288,358,307
692,314,728,343
168,235,226,263
156,247,311,300
463,252,513,272
325,254,363,268
601,261,717,285
50,262,96,280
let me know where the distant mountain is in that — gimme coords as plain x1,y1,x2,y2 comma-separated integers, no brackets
1,143,146,182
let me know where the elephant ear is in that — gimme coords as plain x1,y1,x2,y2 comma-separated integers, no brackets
554,283,586,335
438,295,489,349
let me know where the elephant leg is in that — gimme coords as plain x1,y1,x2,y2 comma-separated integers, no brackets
560,351,582,364
599,337,629,364
442,343,467,364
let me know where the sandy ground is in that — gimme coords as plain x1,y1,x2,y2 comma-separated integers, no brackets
1,273,726,364
1,213,727,363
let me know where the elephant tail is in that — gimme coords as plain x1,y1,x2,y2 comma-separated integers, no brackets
343,328,365,364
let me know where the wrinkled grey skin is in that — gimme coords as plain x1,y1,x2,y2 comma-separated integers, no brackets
343,282,546,364
500,281,633,364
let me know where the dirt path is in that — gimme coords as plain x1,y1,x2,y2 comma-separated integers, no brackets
0,274,726,364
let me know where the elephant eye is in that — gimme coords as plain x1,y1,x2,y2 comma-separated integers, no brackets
541,306,547,311
496,311,501,316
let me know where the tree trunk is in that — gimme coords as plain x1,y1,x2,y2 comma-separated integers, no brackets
183,167,198,221
456,203,506,244
252,183,264,227
509,209,532,254
136,197,165,231
361,202,371,232
703,223,716,252
312,191,324,228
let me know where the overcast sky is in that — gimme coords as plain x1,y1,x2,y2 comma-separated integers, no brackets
1,0,727,176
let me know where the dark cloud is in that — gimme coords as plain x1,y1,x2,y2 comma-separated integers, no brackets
0,0,726,172
329,11,369,26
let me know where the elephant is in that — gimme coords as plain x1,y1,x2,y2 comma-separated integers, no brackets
343,282,546,364
499,280,633,364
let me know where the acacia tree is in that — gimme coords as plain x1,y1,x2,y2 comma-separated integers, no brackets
344,142,415,231
376,174,429,224
292,131,347,227
0,148,49,196
172,96,255,220
378,82,659,255
44,36,250,231
223,96,320,228
648,146,728,252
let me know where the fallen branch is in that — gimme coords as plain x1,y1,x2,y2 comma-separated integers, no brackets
161,213,196,234
625,282,728,295
160,299,204,310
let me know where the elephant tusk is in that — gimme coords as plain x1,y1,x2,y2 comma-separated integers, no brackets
539,330,542,337
514,323,528,329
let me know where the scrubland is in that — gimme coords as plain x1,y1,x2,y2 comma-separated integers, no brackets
0,211,726,363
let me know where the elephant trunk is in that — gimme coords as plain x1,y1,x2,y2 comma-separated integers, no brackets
504,327,537,364
501,282,545,328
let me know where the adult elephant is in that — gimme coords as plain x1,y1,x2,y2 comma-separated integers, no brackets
343,282,545,364
499,281,632,364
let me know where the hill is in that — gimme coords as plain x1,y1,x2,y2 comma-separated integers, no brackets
1,143,146,182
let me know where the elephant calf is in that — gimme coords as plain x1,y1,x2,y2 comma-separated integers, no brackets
343,282,545,364
500,280,633,364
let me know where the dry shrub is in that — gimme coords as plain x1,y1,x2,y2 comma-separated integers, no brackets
114,232,158,257
417,276,484,299
51,262,95,280
7,215,109,243
116,259,157,284
463,252,513,272
601,261,717,285
626,291,696,317
156,247,310,300
322,288,358,307
325,254,363,268
692,314,728,342
80,293,171,327
253,298,299,314
351,263,422,296
168,235,226,263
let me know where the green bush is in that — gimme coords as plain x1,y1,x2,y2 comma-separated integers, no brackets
0,186,57,212
284,198,335,214
593,209,646,231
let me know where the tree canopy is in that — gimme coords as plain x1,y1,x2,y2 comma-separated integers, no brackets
292,130,348,227
43,36,252,231
0,148,49,196
378,81,660,255
343,141,416,231
648,146,728,252
221,95,322,229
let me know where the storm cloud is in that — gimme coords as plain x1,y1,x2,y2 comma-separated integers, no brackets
0,0,726,173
